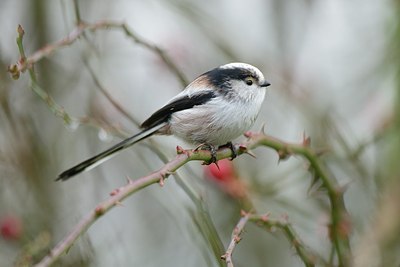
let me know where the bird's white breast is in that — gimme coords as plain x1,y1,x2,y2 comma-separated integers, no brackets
169,86,265,145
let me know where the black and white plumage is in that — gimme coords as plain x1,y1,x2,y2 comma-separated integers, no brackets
57,63,270,181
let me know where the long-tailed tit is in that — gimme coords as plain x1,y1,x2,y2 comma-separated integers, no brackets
57,62,270,181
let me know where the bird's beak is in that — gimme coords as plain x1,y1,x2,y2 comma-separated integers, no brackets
260,80,271,87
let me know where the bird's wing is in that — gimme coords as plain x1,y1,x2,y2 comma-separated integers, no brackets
57,90,216,181
141,90,216,129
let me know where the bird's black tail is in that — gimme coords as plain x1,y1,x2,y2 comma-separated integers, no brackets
56,123,166,181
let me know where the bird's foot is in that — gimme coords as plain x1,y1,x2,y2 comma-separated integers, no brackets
194,143,218,165
219,141,237,160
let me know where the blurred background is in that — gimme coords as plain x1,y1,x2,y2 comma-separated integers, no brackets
0,0,399,266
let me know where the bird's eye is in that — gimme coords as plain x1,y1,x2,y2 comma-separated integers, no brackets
245,79,253,86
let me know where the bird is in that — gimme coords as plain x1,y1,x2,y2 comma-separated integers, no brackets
57,62,270,181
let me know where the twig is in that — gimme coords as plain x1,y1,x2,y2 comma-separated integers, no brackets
11,26,132,133
87,75,224,260
250,214,317,267
9,23,223,265
144,143,226,265
34,146,237,267
34,132,350,266
10,25,74,125
221,211,251,267
244,132,351,266
8,17,350,267
8,21,188,86
7,22,188,127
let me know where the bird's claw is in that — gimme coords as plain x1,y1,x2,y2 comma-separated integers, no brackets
195,143,218,165
219,141,237,161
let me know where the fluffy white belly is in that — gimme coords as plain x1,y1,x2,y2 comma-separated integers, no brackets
169,98,262,145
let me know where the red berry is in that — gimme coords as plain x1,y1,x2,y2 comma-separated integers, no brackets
205,159,235,182
204,159,248,199
0,215,23,240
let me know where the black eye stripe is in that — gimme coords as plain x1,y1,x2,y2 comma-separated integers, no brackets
204,68,259,89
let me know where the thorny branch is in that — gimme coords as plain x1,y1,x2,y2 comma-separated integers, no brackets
9,25,74,124
244,132,352,267
250,213,318,267
34,145,239,267
7,22,188,127
34,132,350,266
221,211,251,267
220,211,320,267
8,19,351,267
8,22,188,86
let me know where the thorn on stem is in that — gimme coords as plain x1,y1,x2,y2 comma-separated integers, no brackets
158,176,165,187
260,123,267,134
244,149,257,158
234,236,242,243
302,131,311,147
17,24,25,37
176,145,185,154
238,144,257,158
109,188,120,196
213,161,220,170
260,212,270,222
125,176,134,184
278,149,290,161
238,144,248,154
95,206,105,216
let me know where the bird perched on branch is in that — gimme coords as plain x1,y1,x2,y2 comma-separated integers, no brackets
57,62,270,181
